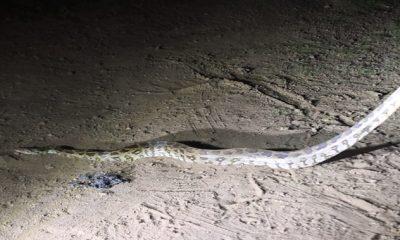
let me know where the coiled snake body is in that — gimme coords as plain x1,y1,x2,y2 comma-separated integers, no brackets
15,87,400,169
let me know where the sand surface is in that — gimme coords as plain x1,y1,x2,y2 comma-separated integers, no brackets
1,1,400,239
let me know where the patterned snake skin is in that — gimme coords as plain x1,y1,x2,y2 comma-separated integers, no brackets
15,87,400,169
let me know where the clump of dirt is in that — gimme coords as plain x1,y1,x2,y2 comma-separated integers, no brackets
70,172,130,189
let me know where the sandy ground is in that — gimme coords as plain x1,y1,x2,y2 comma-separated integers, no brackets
1,0,400,239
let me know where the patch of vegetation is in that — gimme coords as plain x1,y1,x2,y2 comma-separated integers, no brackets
390,20,400,40
350,0,395,10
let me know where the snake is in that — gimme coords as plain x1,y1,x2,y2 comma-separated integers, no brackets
15,87,400,169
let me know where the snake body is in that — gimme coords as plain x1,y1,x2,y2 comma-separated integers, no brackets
15,87,400,169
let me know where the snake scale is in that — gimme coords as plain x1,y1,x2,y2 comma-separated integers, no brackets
15,87,400,169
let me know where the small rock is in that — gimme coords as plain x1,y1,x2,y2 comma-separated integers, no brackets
44,164,54,170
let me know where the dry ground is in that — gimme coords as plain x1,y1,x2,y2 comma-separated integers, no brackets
1,0,400,239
